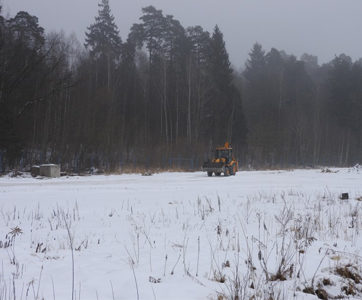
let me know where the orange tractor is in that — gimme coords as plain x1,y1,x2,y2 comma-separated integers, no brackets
202,142,238,176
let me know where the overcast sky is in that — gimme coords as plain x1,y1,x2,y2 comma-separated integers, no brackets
3,0,362,67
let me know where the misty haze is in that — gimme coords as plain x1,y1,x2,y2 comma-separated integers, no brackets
0,1,362,299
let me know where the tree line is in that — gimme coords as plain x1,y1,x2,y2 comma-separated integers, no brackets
0,0,361,172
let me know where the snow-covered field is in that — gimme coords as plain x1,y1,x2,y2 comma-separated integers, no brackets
0,169,361,300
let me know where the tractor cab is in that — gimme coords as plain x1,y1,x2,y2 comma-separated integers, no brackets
214,142,232,163
215,148,232,163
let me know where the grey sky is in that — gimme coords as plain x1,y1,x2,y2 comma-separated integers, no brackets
3,0,362,67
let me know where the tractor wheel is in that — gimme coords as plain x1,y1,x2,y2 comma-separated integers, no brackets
207,172,213,177
232,165,237,176
230,165,235,176
224,167,230,176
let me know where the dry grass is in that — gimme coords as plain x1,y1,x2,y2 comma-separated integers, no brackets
335,265,361,284
1,176,362,299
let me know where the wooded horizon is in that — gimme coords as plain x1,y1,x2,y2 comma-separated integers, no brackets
1,0,361,172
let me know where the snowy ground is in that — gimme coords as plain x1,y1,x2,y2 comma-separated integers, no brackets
0,169,361,300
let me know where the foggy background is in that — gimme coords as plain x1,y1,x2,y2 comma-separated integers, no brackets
2,0,362,171
3,0,362,67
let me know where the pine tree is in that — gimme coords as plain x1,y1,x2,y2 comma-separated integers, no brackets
130,6,165,62
0,11,47,168
209,25,233,91
245,43,265,82
0,5,4,31
85,0,122,60
203,25,247,147
187,26,210,65
8,11,45,51
327,54,355,130
85,0,122,91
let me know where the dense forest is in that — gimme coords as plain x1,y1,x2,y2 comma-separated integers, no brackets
0,0,361,172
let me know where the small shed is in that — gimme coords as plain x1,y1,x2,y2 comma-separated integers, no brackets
40,164,61,178
31,165,40,177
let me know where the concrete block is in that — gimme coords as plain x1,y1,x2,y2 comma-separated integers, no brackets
40,164,60,178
